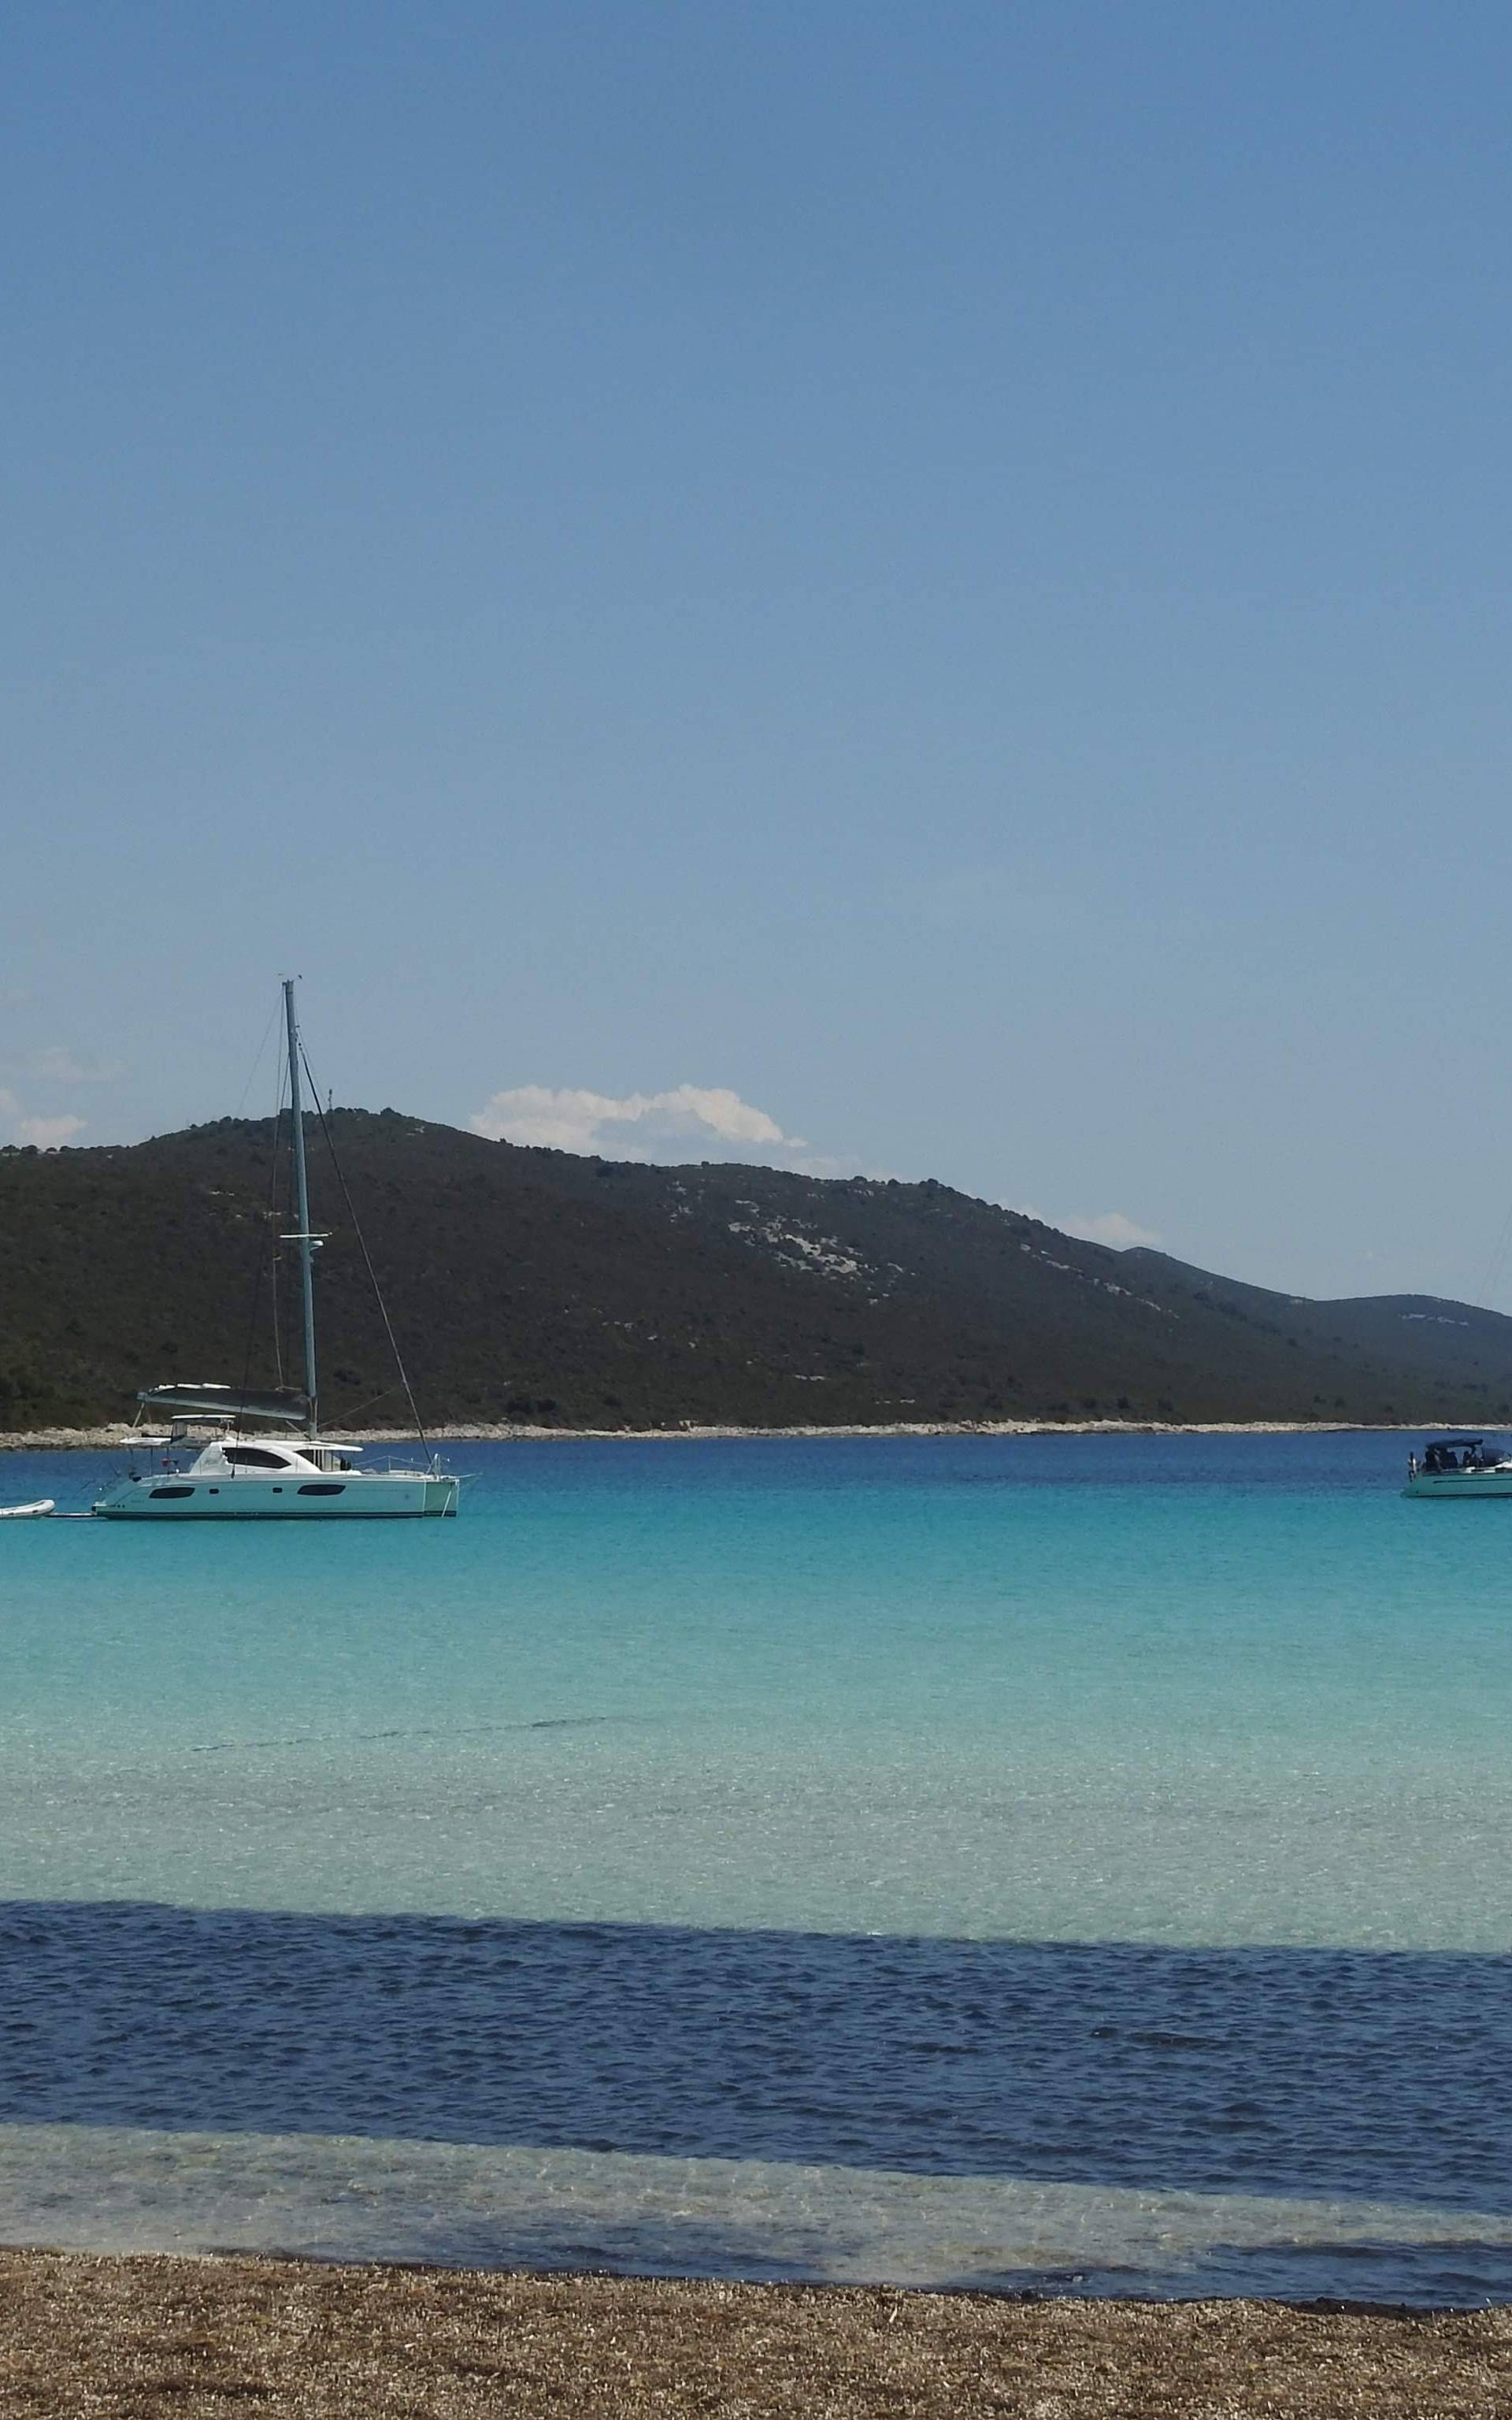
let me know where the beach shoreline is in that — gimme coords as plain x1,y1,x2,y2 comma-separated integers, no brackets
0,1416,1439,1450
2,2248,1507,2417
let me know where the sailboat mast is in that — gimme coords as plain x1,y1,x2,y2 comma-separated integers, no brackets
283,978,319,1438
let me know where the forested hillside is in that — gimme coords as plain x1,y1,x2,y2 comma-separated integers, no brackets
2,1112,1510,1430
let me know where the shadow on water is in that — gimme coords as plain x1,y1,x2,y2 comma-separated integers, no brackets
4,1904,1510,2213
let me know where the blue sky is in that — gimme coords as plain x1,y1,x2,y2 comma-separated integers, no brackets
4,2,1511,1301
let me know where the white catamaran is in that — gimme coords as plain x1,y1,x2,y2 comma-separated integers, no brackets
92,982,459,1520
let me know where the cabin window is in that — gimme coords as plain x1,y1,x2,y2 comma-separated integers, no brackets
298,1483,345,1496
225,1446,290,1470
150,1486,194,1499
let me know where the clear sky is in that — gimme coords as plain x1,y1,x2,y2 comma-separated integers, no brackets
5,2,1511,1303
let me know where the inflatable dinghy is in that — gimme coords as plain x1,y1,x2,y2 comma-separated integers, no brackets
0,1499,54,1519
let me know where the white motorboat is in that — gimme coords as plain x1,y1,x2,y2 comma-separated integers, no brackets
92,982,459,1522
1402,1436,1512,1498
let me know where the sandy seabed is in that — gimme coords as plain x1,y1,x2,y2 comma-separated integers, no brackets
2,2252,1509,2419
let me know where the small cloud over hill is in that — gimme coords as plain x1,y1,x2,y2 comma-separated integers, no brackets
0,1086,87,1149
0,1037,119,1149
13,1114,86,1149
470,1083,862,1175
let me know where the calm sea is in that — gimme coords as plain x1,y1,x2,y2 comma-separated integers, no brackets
2,1431,1510,2302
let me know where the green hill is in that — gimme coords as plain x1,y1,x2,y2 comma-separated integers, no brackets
2,1112,1510,1431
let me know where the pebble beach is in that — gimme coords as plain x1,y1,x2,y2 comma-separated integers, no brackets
5,2251,1511,2418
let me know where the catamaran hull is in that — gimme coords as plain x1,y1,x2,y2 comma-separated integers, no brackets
93,1475,458,1519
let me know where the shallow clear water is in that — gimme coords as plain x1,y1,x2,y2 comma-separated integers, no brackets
2,1431,1510,2299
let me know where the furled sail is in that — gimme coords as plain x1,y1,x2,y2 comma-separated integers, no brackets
135,1383,311,1427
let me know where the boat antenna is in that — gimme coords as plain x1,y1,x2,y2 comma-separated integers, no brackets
283,978,321,1438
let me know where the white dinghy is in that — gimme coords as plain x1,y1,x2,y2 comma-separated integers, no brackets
92,982,459,1522
0,1500,54,1519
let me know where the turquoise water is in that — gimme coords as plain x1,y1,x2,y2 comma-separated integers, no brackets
2,1431,1511,2299
5,1432,1511,1943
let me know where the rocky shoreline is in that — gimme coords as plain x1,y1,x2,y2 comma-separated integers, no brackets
0,1417,1429,1450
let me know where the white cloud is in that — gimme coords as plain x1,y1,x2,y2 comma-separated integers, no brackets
13,1114,85,1149
1059,1210,1162,1249
0,1044,116,1148
473,1083,793,1154
470,1082,865,1175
